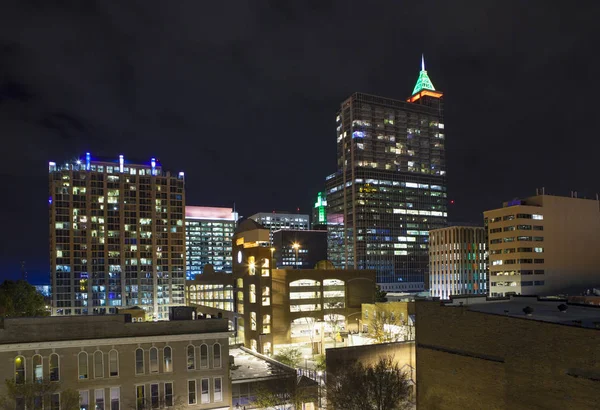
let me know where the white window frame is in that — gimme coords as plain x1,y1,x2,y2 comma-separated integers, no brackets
213,343,221,369
32,354,43,383
187,345,196,370
50,353,60,382
163,346,172,373
150,383,159,408
135,348,145,375
110,387,120,410
78,351,89,380
135,385,145,410
188,380,197,405
149,347,159,373
14,355,26,384
164,382,174,407
200,344,208,368
201,378,209,404
109,349,119,377
94,350,104,379
213,377,222,402
79,390,89,410
95,388,105,410
51,392,60,410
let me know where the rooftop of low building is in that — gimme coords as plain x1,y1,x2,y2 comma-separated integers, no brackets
230,347,296,383
444,295,600,329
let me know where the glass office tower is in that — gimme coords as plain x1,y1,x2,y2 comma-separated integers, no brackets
325,58,447,291
49,153,186,319
185,206,238,280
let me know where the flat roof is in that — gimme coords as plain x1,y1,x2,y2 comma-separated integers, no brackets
230,347,295,382
462,297,600,329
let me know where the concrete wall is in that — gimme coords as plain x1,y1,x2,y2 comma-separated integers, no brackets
415,300,600,410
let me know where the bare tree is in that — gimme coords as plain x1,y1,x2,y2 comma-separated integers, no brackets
127,395,185,410
0,379,79,410
326,356,412,410
324,301,344,348
369,307,401,343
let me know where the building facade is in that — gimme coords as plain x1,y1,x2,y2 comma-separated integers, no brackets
272,229,327,269
49,154,185,319
0,315,231,410
416,296,600,410
187,220,376,355
312,192,327,228
248,212,310,243
325,59,447,292
484,193,600,297
429,226,488,299
185,206,238,280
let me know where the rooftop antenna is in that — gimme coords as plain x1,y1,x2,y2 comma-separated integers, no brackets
421,54,425,71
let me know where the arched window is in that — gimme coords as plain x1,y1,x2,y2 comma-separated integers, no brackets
213,344,221,368
149,347,158,373
14,356,25,384
163,346,172,373
33,354,43,383
94,350,104,378
187,345,195,370
200,344,208,368
135,348,144,375
49,353,60,381
78,352,88,379
109,350,118,377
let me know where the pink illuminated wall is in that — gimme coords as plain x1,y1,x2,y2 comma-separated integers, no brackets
185,206,236,221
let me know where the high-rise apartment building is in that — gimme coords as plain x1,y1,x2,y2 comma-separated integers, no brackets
429,226,488,299
272,229,327,269
49,154,186,319
484,192,600,297
185,206,238,280
325,58,447,291
248,212,310,243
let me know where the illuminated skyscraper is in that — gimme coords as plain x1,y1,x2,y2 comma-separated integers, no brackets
248,212,310,243
185,206,238,280
49,154,186,319
325,57,447,291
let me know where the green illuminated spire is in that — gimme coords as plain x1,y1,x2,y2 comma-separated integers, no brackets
411,54,436,95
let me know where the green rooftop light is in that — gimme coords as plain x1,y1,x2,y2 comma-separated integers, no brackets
411,54,436,95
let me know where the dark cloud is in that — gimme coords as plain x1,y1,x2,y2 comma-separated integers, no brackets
0,0,599,280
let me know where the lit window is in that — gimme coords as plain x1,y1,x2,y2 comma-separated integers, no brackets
163,346,172,373
249,284,256,304
532,214,543,220
33,354,43,383
110,387,120,410
149,348,158,373
95,389,104,410
135,385,145,410
14,356,25,384
251,312,257,330
214,377,223,402
80,391,89,410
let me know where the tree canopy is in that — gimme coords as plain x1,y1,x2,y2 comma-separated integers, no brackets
327,356,412,410
375,285,388,303
0,280,48,317
0,379,79,410
273,347,302,368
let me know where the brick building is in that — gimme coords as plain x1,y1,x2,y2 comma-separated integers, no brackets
415,295,600,410
0,314,231,409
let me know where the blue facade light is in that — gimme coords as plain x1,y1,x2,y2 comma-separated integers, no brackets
119,155,124,173
85,152,91,170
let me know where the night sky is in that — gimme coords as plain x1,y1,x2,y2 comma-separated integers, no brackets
1,1,598,283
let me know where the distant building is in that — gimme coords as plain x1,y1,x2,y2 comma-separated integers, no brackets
49,154,185,319
429,226,488,299
248,212,310,243
185,206,238,280
272,229,327,269
416,295,600,410
312,192,328,228
484,192,600,297
326,213,345,268
0,314,231,410
325,58,447,292
187,219,376,355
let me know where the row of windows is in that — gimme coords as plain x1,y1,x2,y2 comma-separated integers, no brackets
490,236,544,244
491,259,545,266
490,214,543,222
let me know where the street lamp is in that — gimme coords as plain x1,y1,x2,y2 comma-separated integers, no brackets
292,242,300,269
